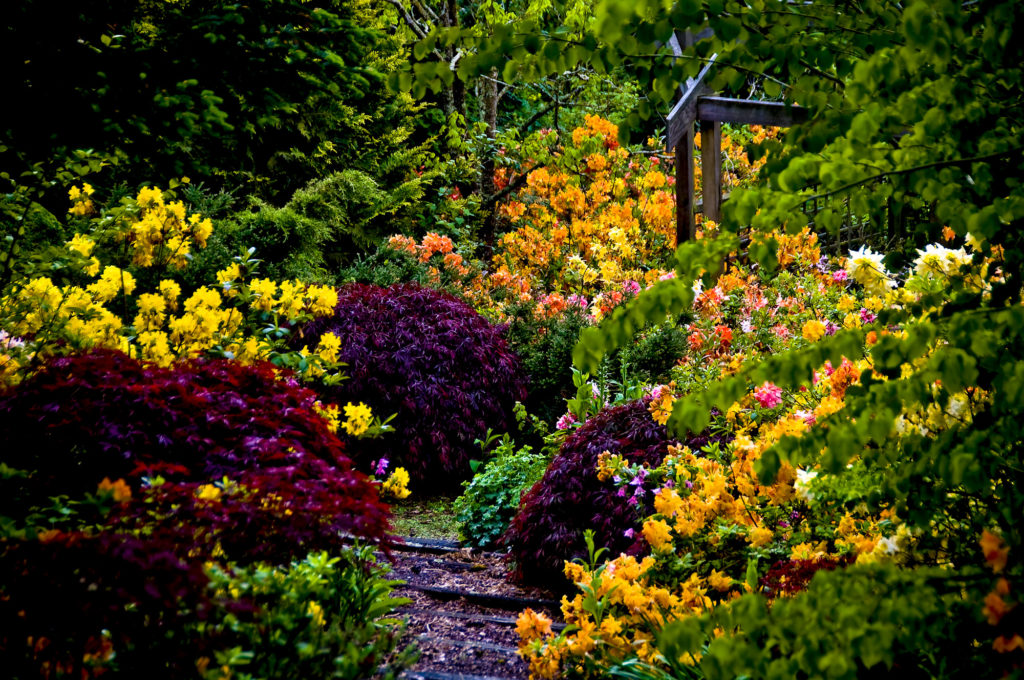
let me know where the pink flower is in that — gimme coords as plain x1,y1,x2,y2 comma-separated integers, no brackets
658,271,676,281
773,324,791,339
832,270,849,283
374,457,389,476
753,382,784,409
556,412,577,430
622,280,641,296
566,294,589,309
795,410,816,426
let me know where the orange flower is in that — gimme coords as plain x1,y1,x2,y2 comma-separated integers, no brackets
97,477,132,503
981,529,1009,573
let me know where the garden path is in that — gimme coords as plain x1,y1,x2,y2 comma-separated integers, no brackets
387,537,562,680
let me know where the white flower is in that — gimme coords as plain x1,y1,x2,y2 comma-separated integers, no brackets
794,468,818,501
846,245,894,296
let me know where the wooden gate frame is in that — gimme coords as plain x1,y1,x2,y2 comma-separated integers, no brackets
667,31,808,245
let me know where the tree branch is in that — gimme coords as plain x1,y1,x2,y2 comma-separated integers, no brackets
804,147,1022,202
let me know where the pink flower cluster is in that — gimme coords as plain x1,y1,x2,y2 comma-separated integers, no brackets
753,381,784,409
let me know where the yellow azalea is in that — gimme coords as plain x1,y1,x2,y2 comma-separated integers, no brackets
802,319,826,342
342,401,373,436
653,487,685,518
196,484,222,501
708,569,733,592
87,266,136,303
642,518,674,551
313,402,341,433
66,233,95,257
136,186,164,208
747,525,773,547
216,263,242,286
316,332,341,363
837,294,859,312
249,278,277,311
306,285,338,316
381,467,411,499
159,280,182,310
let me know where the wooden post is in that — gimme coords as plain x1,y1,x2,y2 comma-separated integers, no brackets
675,125,695,245
699,120,721,223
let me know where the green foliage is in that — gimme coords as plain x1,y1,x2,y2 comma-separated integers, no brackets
198,547,417,680
188,169,431,286
654,565,990,680
1,0,432,212
504,303,594,422
454,435,550,549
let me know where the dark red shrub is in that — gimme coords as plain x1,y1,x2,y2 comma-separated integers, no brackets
505,399,732,587
297,283,527,489
0,350,390,563
0,531,213,679
759,556,852,597
504,399,677,586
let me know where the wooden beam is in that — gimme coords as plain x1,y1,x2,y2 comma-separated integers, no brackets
675,126,695,245
666,54,717,150
700,120,722,222
694,96,809,127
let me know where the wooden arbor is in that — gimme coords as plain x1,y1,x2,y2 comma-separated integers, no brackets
666,32,808,245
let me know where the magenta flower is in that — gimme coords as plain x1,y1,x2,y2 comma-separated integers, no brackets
832,270,849,283
753,381,784,409
374,457,390,476
556,412,577,430
622,280,641,296
860,308,877,324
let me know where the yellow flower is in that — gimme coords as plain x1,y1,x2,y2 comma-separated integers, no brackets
653,487,685,518
515,608,553,643
159,280,182,310
197,484,222,501
747,525,773,548
66,233,95,257
708,569,733,592
342,401,373,436
249,278,277,312
642,518,674,551
381,467,411,499
801,319,826,342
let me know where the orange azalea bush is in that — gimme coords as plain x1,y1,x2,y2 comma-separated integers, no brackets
492,117,779,314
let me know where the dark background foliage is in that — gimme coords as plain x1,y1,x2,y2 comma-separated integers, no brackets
298,283,527,490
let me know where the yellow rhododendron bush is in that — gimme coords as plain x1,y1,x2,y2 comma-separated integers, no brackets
0,184,343,385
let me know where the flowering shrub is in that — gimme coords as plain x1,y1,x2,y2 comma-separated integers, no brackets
0,185,341,385
0,350,390,562
197,548,416,680
298,283,527,488
514,235,1017,677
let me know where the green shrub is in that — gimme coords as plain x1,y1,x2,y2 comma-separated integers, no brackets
198,547,417,680
454,435,550,549
504,304,594,423
187,169,428,287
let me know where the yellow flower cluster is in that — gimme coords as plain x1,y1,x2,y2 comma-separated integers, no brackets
130,186,213,268
0,186,340,383
517,553,714,678
342,401,373,437
381,467,411,500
